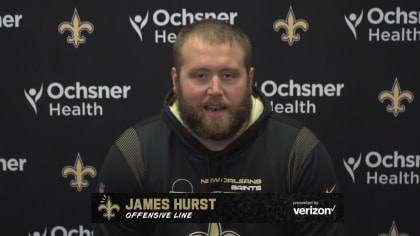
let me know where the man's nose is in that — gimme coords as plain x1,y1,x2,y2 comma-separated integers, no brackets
207,77,223,96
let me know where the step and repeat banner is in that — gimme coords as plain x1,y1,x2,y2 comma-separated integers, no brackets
1,0,419,235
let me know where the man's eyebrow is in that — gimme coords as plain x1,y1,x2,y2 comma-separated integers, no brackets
188,68,211,73
187,67,242,73
220,68,241,72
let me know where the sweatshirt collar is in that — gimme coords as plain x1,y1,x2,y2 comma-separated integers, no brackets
168,92,264,129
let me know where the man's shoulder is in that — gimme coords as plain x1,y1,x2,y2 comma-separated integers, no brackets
132,114,164,130
267,113,320,144
125,113,174,142
267,113,305,131
114,114,166,143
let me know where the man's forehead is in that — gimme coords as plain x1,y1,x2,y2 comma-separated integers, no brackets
182,36,236,49
177,36,247,71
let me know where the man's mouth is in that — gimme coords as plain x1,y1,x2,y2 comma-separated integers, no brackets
204,105,227,112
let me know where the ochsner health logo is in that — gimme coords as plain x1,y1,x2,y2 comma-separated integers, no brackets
24,84,43,115
345,7,420,42
343,153,362,183
24,82,131,117
343,151,420,185
129,11,149,42
28,225,93,236
344,9,363,40
129,8,239,44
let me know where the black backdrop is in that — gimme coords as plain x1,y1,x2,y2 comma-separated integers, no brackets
1,0,419,235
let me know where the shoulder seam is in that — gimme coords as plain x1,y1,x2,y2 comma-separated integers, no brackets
287,126,320,192
115,127,144,190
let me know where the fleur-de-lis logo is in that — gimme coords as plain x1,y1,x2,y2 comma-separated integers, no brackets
189,223,239,236
378,78,414,117
98,195,120,220
273,6,309,46
343,154,361,183
58,8,94,48
62,153,97,192
378,221,409,236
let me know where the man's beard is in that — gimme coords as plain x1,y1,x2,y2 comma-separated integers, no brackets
176,87,252,141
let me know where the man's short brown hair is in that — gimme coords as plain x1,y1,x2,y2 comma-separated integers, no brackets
173,19,252,73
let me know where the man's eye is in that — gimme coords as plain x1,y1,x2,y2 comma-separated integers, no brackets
195,74,207,80
223,73,235,79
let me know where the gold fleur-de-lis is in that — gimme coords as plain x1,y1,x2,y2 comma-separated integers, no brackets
58,8,94,48
378,221,409,236
98,196,120,220
189,223,239,236
62,153,97,192
273,6,309,46
378,78,414,117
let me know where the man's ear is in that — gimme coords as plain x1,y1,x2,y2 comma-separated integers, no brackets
248,67,255,85
171,67,178,92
